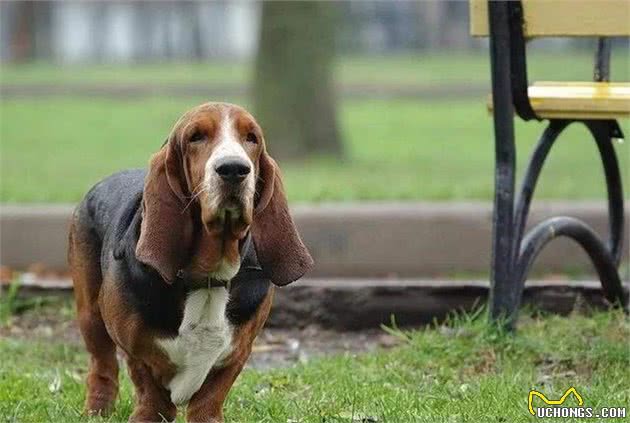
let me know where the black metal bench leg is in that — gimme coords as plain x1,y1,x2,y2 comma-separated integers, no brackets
486,1,627,329
488,120,518,325
488,1,518,325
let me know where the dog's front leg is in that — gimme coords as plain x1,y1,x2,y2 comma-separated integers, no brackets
185,360,246,423
126,358,177,423
186,289,273,423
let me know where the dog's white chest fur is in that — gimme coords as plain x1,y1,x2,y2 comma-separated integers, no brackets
157,287,233,405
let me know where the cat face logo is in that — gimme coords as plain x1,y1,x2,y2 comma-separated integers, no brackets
528,387,584,416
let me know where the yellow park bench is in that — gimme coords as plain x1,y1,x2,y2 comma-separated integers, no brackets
472,0,630,121
469,0,629,328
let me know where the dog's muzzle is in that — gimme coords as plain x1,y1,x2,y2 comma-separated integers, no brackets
214,156,251,184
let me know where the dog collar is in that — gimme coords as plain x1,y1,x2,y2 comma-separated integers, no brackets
175,233,256,290
175,269,230,290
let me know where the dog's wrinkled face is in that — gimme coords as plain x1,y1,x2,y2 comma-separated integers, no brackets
136,102,313,285
178,103,264,235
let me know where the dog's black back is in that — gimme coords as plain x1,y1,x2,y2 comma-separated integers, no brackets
73,170,271,336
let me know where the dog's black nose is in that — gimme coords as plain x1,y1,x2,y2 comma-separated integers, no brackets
214,157,251,183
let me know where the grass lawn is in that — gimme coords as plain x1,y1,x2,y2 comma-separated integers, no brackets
1,52,628,203
1,96,628,203
1,50,628,87
1,310,628,422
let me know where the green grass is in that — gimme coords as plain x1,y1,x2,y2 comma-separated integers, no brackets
1,50,628,87
1,96,628,203
1,310,628,422
1,52,628,203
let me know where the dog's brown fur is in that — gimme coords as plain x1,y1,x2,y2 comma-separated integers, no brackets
69,103,313,422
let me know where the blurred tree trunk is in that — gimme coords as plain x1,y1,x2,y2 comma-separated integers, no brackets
11,1,35,61
421,1,447,49
253,1,343,160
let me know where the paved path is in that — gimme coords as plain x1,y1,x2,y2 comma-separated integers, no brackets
0,82,488,99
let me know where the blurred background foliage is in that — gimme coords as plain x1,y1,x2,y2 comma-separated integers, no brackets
0,1,628,203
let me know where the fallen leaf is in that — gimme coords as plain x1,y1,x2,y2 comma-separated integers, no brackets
337,411,378,422
48,372,61,393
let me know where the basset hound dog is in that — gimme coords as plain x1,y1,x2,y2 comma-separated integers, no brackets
68,102,313,422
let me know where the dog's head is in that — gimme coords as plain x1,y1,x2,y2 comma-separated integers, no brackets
135,102,313,285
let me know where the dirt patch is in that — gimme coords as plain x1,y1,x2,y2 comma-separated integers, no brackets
0,300,403,370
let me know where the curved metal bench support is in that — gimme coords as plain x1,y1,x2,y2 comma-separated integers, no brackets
487,1,628,329
586,120,625,265
491,117,628,328
514,120,625,269
517,217,625,308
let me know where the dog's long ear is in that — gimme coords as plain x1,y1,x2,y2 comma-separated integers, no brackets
136,140,193,283
252,152,314,286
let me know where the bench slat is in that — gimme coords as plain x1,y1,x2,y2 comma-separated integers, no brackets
470,0,630,37
487,82,630,120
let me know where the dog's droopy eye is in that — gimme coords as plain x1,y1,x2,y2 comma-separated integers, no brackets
246,132,258,144
189,131,206,143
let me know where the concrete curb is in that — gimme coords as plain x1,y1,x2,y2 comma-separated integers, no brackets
1,202,628,276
